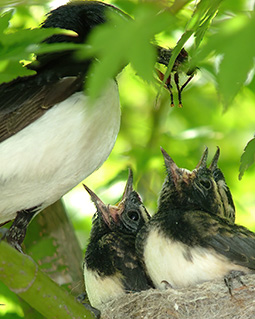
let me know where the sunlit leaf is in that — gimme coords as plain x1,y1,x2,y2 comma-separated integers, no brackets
0,9,14,34
239,137,255,180
84,2,176,99
193,13,255,109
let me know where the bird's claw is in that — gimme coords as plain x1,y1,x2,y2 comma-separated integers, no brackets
224,270,246,296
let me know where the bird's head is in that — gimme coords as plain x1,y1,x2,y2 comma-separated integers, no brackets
41,1,129,44
84,169,150,237
34,1,189,83
159,147,235,221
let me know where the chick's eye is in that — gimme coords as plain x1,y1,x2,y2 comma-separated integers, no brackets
127,210,140,221
200,179,211,189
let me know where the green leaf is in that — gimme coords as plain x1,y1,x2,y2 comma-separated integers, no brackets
239,137,255,180
0,9,14,34
194,0,223,48
193,13,255,109
0,60,35,83
0,27,68,47
217,15,255,108
83,2,176,99
0,27,79,84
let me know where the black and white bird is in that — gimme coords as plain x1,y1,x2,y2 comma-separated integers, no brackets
0,1,180,250
136,147,255,290
83,170,152,310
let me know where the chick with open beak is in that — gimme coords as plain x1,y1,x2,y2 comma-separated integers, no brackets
136,147,253,292
83,169,152,311
160,146,235,222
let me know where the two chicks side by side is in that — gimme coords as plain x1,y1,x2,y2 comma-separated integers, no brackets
82,146,255,315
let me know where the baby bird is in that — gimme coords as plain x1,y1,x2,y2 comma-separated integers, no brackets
136,147,255,291
84,170,152,310
179,146,235,223
209,147,235,223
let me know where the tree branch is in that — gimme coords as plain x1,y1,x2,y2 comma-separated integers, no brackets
0,241,95,319
24,200,84,296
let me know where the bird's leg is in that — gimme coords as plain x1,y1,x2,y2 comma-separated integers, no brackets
174,72,183,108
180,73,194,92
174,71,195,108
76,293,101,319
156,69,174,107
224,270,246,296
2,206,40,253
161,280,173,290
166,75,174,107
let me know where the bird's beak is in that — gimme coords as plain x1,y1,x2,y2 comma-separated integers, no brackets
83,169,134,227
108,168,135,223
160,147,188,185
195,146,208,169
188,146,209,180
83,184,112,226
209,147,220,171
121,168,133,200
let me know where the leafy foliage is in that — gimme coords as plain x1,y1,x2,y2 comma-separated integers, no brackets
195,12,255,108
82,2,177,98
0,9,83,83
239,137,255,180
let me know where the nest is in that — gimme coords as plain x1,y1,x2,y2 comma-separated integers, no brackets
100,274,255,319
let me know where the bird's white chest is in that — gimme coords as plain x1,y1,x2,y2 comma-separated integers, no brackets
143,227,246,289
84,265,125,310
0,80,120,222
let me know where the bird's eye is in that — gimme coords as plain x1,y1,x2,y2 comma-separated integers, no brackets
200,179,211,189
127,210,140,221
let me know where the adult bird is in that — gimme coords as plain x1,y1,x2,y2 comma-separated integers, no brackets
136,147,255,291
83,169,152,310
0,1,181,251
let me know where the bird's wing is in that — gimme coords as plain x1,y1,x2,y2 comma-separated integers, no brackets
108,233,152,291
0,74,83,142
186,211,255,269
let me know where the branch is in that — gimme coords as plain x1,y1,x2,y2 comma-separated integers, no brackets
24,200,84,296
0,241,95,319
101,275,255,318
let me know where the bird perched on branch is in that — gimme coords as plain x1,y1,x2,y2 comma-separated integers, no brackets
83,170,152,310
136,147,254,291
0,1,186,251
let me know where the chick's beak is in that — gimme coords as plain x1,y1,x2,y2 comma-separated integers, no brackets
195,146,208,169
209,146,220,171
121,168,133,200
83,184,112,226
108,168,134,223
83,168,135,227
160,147,185,185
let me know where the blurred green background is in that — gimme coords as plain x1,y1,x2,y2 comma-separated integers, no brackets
1,0,255,317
